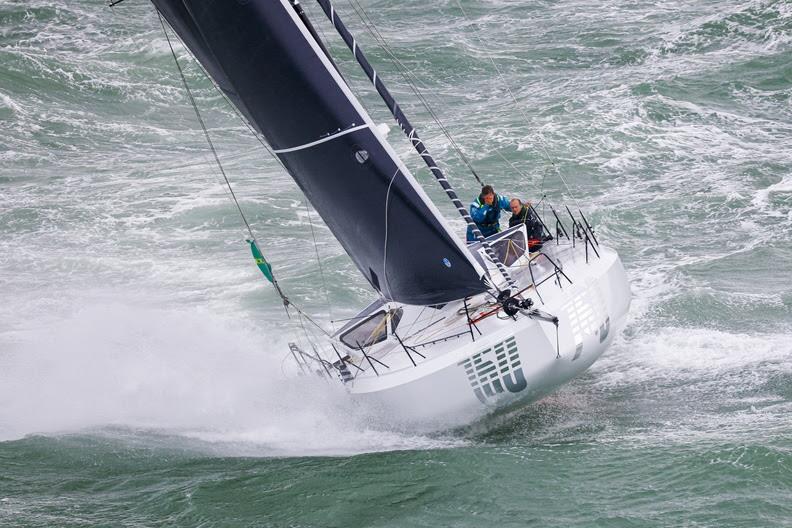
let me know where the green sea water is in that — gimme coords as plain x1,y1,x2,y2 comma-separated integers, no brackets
1,0,791,526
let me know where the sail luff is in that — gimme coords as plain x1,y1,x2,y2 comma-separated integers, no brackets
313,0,517,291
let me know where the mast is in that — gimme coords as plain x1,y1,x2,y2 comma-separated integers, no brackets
312,0,517,291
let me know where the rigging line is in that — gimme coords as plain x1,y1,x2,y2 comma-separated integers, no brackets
297,304,336,360
291,303,334,338
303,198,336,333
158,11,255,242
382,168,400,301
297,312,317,356
159,12,335,337
402,305,427,337
493,148,531,181
342,0,484,186
162,13,363,332
302,2,405,151
159,16,296,184
156,71,244,216
348,1,484,186
160,17,289,304
347,0,537,193
452,0,584,210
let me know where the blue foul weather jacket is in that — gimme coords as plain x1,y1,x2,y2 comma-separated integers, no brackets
466,194,511,242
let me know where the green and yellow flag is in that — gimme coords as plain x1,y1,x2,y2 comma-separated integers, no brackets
248,239,274,284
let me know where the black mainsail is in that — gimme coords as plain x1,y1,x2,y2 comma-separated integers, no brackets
152,0,490,305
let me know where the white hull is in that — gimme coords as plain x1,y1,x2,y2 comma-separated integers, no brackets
338,239,631,431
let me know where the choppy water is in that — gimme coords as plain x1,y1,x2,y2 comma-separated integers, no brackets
1,0,791,526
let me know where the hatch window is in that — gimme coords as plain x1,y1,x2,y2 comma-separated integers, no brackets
340,308,403,349
489,229,528,266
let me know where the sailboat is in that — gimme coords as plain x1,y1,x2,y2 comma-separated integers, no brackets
147,0,631,430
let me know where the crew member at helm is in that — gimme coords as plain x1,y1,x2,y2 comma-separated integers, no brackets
508,198,546,251
466,185,511,242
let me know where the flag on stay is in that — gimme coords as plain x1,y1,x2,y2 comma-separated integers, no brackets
248,239,274,284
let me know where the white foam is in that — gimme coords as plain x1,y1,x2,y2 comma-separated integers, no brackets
0,302,463,456
596,326,792,387
0,90,24,115
752,175,792,212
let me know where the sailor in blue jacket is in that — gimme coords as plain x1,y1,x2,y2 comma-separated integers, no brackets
466,185,511,242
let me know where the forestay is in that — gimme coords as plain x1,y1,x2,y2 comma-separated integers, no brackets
152,0,488,305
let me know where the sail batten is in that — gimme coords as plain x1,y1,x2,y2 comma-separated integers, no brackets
272,124,370,154
152,0,489,305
